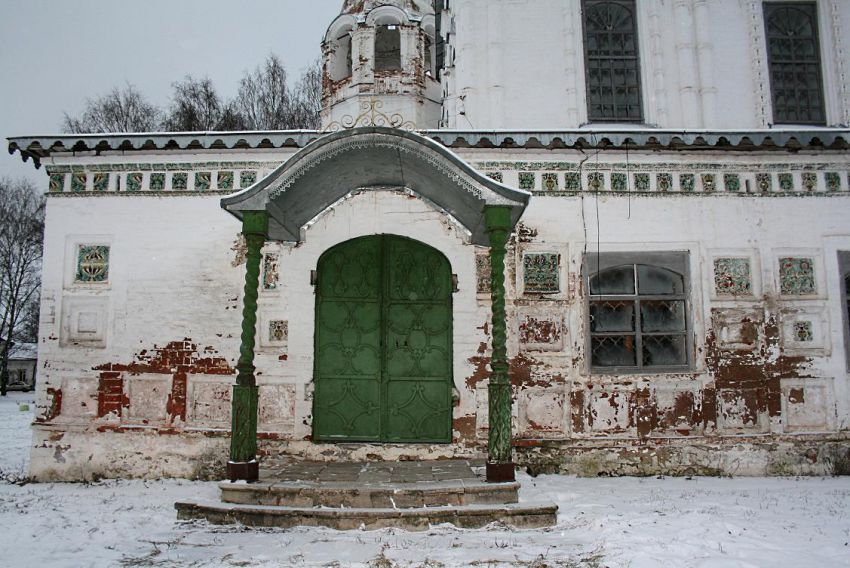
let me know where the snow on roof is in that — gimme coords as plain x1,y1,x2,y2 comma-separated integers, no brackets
9,342,37,360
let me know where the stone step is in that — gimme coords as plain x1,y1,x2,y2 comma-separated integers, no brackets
219,479,519,508
175,500,558,531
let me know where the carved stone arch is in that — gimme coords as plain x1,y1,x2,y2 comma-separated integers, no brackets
366,5,409,26
325,15,357,82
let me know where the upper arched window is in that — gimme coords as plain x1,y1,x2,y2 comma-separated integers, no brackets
582,0,643,122
329,30,353,82
764,2,825,124
587,252,690,372
375,24,402,71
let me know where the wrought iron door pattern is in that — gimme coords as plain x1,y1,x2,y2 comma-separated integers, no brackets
313,235,452,443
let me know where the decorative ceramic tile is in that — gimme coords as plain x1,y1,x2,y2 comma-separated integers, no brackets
75,245,110,283
611,172,627,191
714,258,752,296
724,173,740,192
518,172,535,190
634,173,649,191
269,320,288,343
587,172,604,191
93,173,109,192
825,172,840,191
680,173,695,192
195,172,211,191
657,173,672,191
779,257,816,295
802,172,817,191
49,173,65,193
71,173,86,192
240,170,257,188
149,173,165,191
755,173,772,192
701,173,716,191
778,173,794,191
541,172,558,191
217,171,234,190
172,172,188,191
564,172,581,191
523,253,560,294
262,253,279,290
127,173,143,192
793,321,813,342
486,171,503,183
475,253,491,294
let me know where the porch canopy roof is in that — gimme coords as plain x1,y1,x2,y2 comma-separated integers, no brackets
220,127,530,245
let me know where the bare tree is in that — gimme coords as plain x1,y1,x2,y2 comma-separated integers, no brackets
62,82,162,133
0,178,45,396
163,75,248,131
235,54,296,130
290,59,323,130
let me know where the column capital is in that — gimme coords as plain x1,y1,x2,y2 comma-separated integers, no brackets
484,205,513,232
241,210,269,237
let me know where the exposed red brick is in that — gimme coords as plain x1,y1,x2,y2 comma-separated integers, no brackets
93,339,235,423
570,390,585,433
452,414,476,442
705,309,810,423
43,388,62,421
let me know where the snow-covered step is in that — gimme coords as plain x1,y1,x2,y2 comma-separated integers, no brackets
219,479,519,508
175,500,558,530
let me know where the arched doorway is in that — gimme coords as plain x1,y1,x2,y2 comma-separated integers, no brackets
312,235,453,443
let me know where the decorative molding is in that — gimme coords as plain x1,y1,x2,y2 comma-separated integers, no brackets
743,0,770,126
828,0,850,126
645,0,668,125
266,134,520,206
45,162,279,174
324,99,416,131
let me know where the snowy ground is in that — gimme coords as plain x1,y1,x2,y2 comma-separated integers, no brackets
0,393,848,567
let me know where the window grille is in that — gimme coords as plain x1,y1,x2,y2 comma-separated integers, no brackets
582,0,643,122
587,252,691,372
764,2,825,124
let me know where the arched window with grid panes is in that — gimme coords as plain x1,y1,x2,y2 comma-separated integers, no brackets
582,0,643,122
586,252,691,372
764,2,826,125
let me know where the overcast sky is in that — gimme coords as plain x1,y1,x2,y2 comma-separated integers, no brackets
0,0,341,185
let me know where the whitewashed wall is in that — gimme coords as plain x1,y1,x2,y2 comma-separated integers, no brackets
27,145,850,479
442,0,850,129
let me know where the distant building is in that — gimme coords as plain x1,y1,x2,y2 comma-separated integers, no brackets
7,342,37,391
7,0,850,481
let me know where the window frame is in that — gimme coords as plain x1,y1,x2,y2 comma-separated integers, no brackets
580,0,645,123
763,1,827,125
585,251,693,374
839,251,850,372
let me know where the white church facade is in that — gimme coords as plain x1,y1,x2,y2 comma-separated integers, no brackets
9,0,850,481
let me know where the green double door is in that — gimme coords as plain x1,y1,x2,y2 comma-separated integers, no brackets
312,235,453,443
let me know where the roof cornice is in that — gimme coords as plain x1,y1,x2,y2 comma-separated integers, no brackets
8,128,850,168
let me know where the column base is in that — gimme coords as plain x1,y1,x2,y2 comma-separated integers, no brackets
486,462,516,483
227,460,259,483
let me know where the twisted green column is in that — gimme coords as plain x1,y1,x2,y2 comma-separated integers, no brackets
228,211,268,482
485,205,515,482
